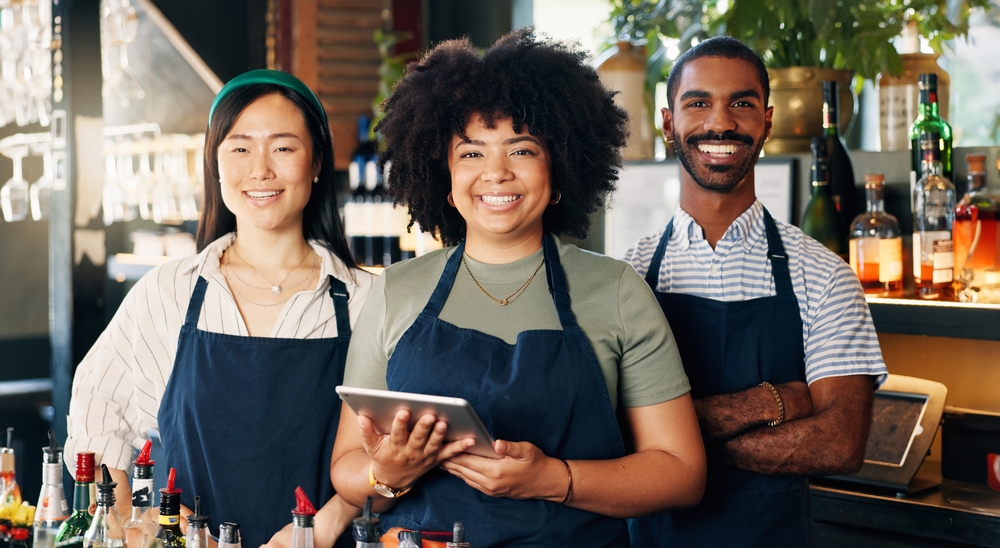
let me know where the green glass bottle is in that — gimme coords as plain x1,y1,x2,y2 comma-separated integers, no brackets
152,468,186,548
909,73,953,193
802,137,847,257
54,452,96,548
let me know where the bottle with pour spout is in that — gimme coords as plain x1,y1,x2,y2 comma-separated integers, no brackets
34,431,71,548
351,497,381,548
151,468,184,548
83,465,125,548
123,441,157,547
183,497,209,548
290,487,315,548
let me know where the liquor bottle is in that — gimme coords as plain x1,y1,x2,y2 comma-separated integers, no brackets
34,431,71,548
953,154,1000,303
801,137,847,257
347,116,375,264
364,166,386,267
351,497,381,548
290,487,315,548
184,497,209,548
218,523,240,548
913,132,956,300
909,73,953,194
822,80,859,231
54,452,96,548
1,428,21,507
83,465,125,548
445,522,471,548
123,441,157,546
849,174,903,297
153,468,185,548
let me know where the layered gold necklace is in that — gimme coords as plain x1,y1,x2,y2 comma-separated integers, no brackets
462,255,545,306
224,246,318,307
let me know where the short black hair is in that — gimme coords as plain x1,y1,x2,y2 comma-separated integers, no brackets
666,36,770,110
375,28,628,246
197,84,356,269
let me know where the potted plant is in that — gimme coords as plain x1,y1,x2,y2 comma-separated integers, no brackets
603,0,989,153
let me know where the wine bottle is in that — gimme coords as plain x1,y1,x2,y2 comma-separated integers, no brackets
909,74,953,195
54,452,96,548
913,132,956,300
184,497,209,548
123,440,158,547
153,468,185,548
290,487,315,548
801,137,847,257
822,80,859,231
953,154,1000,303
849,174,903,297
83,464,125,548
218,523,240,548
351,497,381,548
347,117,376,264
34,431,70,548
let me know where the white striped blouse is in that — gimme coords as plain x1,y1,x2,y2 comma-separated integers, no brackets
620,201,887,385
65,233,376,471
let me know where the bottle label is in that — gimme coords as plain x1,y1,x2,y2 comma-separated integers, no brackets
159,515,179,526
36,486,70,520
932,239,955,284
131,478,154,508
878,238,903,282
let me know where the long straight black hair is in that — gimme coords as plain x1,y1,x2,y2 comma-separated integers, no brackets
196,84,357,270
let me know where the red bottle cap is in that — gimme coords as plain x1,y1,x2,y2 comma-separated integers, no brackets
291,486,317,516
160,467,182,495
133,440,155,466
75,452,95,482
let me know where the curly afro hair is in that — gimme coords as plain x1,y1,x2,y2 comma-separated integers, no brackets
375,28,629,246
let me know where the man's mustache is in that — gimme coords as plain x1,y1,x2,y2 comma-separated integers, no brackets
685,131,755,146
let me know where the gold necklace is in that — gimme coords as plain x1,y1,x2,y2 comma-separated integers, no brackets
228,244,315,294
224,268,292,307
462,255,545,306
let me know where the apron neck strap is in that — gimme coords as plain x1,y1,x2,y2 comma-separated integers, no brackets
185,277,210,328
761,208,793,296
327,276,352,337
644,219,674,290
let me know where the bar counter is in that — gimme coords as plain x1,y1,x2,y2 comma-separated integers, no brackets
811,461,1000,547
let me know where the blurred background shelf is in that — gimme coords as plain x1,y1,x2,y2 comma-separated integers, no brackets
867,298,1000,341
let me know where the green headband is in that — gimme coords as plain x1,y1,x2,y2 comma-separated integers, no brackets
208,69,327,125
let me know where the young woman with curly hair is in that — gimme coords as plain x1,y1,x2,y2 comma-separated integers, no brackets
332,29,705,546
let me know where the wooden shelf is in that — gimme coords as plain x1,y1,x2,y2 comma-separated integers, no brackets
866,297,1000,341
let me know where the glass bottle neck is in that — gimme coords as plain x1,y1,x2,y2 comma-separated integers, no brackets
72,481,92,512
968,172,986,190
866,188,885,213
918,89,940,118
921,158,943,178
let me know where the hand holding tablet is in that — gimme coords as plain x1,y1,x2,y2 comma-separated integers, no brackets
336,385,501,458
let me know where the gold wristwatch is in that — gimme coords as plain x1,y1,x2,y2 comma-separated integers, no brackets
369,461,412,498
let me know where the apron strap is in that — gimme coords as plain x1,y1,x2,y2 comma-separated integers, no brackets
327,276,352,338
420,241,466,318
541,233,579,330
761,208,794,296
184,276,210,329
644,219,674,291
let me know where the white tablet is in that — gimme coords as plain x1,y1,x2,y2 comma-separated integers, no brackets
336,386,501,458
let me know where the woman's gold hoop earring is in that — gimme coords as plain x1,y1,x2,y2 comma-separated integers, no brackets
550,190,561,204
447,192,456,207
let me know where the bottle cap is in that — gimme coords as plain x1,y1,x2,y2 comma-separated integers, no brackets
291,486,317,517
398,530,422,543
864,173,885,187
967,153,986,173
42,430,62,464
133,439,155,467
187,495,209,528
219,522,241,545
75,451,95,482
96,463,118,505
351,497,381,543
159,467,182,516
453,521,465,543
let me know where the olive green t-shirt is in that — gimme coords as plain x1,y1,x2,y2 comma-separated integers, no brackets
344,236,689,408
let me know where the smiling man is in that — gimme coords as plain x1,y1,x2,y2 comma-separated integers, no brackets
621,37,887,547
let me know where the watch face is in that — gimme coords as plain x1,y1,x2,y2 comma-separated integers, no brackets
373,483,398,498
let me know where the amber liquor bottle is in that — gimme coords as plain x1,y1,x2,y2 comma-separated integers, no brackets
912,132,956,300
953,154,1000,302
849,174,903,297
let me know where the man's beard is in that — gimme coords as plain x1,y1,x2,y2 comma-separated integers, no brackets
672,129,764,193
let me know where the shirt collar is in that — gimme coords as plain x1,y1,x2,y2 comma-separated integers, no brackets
182,232,361,291
673,200,766,253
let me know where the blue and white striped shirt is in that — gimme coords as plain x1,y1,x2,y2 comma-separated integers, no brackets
621,201,887,385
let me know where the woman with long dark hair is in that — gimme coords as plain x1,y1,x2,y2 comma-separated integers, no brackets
67,70,372,548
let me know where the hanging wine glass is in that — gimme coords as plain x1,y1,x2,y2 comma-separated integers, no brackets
102,140,125,225
0,141,30,222
29,138,52,221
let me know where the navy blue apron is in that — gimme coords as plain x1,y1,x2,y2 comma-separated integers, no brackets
628,209,810,547
382,234,629,547
159,273,354,548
